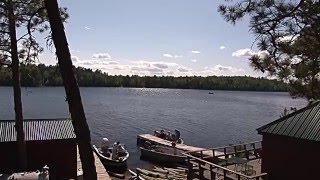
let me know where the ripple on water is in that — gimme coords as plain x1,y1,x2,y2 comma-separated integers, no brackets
0,87,307,168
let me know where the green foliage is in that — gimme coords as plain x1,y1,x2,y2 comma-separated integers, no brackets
219,0,320,101
0,64,288,91
0,0,68,63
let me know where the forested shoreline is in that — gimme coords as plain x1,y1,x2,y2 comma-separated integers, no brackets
0,64,287,92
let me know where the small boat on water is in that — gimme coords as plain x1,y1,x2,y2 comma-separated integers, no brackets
93,138,129,168
208,92,214,94
154,129,184,144
140,145,186,164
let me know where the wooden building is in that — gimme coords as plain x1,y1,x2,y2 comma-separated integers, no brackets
257,101,320,180
0,118,77,179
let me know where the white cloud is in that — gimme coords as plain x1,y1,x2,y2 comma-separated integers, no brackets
190,59,197,62
84,26,91,30
71,49,80,53
232,48,255,57
178,66,191,72
108,61,118,65
197,65,246,76
212,65,239,72
71,55,254,77
232,48,269,58
71,56,79,62
219,46,226,50
92,53,111,59
163,54,173,58
163,54,183,58
153,63,169,69
190,50,201,54
257,51,269,58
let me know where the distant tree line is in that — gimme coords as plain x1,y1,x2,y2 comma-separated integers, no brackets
0,64,288,91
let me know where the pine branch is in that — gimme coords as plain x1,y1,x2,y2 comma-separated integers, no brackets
0,30,9,34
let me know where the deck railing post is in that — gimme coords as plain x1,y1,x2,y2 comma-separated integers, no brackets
210,164,216,180
223,169,227,179
224,148,228,159
200,150,203,159
198,161,204,180
244,144,249,159
252,143,256,151
137,170,140,180
187,156,193,180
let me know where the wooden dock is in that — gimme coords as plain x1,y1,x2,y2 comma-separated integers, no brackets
77,146,111,180
137,134,223,158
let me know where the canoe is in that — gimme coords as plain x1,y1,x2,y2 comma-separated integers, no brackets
140,146,186,164
93,145,129,168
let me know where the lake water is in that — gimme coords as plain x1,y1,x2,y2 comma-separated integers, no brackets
0,87,307,168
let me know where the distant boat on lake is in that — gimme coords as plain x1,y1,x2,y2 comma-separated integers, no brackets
208,92,214,94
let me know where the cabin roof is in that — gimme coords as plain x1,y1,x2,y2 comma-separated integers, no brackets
0,118,76,142
257,101,320,142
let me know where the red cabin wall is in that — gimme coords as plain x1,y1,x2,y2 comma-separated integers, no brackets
0,140,76,179
261,134,320,180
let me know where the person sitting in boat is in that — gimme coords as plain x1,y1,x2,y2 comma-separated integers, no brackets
101,138,110,157
171,134,176,141
158,130,166,139
117,143,126,156
112,142,120,160
166,131,172,140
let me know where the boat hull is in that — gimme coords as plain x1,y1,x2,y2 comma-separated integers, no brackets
93,145,129,168
140,147,186,164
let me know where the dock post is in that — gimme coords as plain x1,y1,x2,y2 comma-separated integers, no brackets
224,148,228,159
136,169,140,180
210,164,216,180
187,156,193,180
198,161,204,180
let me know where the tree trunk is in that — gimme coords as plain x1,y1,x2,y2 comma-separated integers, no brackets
44,0,97,179
7,0,27,171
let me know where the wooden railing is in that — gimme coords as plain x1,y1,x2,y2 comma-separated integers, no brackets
188,141,262,161
183,141,267,180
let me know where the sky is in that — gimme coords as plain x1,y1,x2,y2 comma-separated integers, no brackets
36,0,266,77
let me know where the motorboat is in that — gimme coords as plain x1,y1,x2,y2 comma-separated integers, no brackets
140,145,186,164
154,129,184,144
93,138,129,168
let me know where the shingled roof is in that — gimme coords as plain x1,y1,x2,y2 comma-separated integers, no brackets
257,101,320,142
0,118,76,142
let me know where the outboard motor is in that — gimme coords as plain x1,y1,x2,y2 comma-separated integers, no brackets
174,129,181,140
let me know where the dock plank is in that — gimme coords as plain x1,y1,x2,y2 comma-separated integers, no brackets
138,134,223,158
77,146,111,180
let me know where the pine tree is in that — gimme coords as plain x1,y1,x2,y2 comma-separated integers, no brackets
44,0,98,179
219,0,320,101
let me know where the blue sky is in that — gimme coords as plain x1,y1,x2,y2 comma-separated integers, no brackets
38,0,265,77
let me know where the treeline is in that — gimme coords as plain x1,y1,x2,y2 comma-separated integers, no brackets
0,64,287,91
